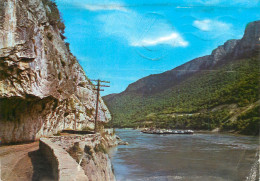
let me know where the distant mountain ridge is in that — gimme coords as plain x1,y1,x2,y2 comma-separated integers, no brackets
104,21,260,134
107,21,259,98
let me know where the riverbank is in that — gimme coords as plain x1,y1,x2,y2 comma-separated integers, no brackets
111,127,253,136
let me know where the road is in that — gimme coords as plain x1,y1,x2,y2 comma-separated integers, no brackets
0,142,54,181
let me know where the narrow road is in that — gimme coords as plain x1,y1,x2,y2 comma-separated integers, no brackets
0,142,54,181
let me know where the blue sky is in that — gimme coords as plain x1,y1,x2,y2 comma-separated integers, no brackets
55,0,260,96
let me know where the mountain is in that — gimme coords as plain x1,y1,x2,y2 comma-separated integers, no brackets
104,21,260,135
0,0,110,143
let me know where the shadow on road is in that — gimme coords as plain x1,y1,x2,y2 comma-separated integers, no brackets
28,149,55,181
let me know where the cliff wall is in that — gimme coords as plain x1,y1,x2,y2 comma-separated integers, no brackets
0,0,111,143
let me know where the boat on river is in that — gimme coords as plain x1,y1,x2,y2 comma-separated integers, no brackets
141,128,194,134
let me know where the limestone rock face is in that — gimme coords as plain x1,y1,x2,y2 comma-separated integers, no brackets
0,0,111,144
233,21,260,57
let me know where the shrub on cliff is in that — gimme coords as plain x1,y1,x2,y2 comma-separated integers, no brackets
94,144,107,154
42,0,65,34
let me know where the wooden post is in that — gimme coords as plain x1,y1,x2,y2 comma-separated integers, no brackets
91,79,110,133
94,80,100,133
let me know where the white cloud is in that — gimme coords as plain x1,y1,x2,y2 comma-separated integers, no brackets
84,4,127,12
193,19,211,31
57,0,188,48
191,19,238,42
193,19,231,32
132,33,188,47
97,11,189,47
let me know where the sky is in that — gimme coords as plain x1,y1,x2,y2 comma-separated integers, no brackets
55,0,260,96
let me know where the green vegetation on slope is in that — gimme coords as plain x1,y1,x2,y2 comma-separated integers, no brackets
104,56,259,135
225,104,260,135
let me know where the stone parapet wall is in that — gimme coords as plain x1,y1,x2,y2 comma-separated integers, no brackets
39,138,88,181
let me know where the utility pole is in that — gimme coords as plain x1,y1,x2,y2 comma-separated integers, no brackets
91,79,110,133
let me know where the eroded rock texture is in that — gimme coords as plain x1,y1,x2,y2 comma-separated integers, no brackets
50,132,118,181
0,0,111,144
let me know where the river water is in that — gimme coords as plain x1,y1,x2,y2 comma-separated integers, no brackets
108,129,259,181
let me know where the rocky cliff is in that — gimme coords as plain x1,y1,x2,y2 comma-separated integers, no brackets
0,0,111,144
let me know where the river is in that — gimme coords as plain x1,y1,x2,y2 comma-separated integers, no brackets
108,129,259,181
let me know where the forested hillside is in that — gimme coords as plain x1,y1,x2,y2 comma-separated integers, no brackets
104,21,260,135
